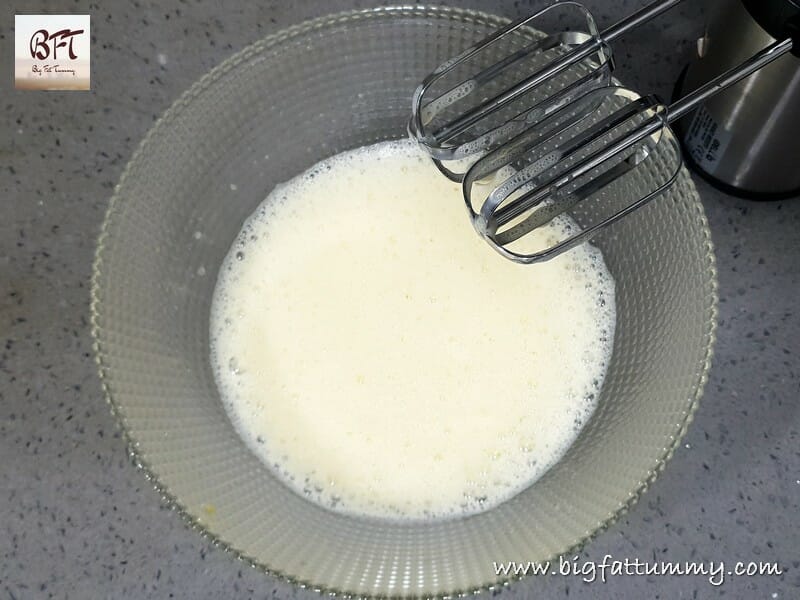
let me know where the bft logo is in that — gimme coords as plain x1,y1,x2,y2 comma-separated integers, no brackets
29,28,85,61
15,15,91,91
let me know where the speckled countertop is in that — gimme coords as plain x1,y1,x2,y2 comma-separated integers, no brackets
1,1,798,598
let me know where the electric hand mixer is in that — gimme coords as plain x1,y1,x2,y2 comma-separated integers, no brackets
409,0,797,264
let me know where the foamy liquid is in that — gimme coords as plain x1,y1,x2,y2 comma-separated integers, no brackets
210,140,616,520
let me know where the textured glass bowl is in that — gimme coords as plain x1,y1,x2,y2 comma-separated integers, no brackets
91,6,717,598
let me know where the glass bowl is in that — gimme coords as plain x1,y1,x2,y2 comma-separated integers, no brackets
91,6,717,597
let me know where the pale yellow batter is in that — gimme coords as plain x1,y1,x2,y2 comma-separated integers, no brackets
210,140,615,519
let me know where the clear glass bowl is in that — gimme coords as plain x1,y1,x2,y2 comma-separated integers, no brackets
91,6,717,597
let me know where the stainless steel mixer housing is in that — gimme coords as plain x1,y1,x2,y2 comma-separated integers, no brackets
676,0,800,198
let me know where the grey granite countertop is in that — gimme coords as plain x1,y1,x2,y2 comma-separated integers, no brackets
1,1,798,598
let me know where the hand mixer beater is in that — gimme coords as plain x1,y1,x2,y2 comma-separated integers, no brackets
409,0,797,263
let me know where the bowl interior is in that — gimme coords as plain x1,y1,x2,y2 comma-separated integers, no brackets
92,6,717,597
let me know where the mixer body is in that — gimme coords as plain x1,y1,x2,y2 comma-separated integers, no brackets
677,0,800,198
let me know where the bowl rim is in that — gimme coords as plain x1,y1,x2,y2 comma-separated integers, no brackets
90,5,719,598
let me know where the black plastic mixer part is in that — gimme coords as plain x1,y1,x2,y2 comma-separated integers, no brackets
742,0,800,56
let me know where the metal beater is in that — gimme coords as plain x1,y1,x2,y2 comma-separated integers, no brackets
410,1,797,263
